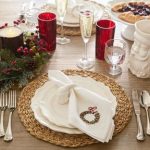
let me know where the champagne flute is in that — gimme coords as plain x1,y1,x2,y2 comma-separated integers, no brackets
24,1,40,32
104,39,126,75
56,0,70,45
77,9,94,70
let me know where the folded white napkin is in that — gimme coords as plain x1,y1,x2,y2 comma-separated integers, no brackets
31,70,117,142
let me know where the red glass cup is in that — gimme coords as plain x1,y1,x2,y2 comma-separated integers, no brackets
96,19,116,60
38,12,56,53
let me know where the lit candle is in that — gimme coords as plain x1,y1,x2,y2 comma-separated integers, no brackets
0,26,23,53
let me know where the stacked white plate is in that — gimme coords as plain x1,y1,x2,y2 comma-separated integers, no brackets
31,75,117,135
42,0,105,27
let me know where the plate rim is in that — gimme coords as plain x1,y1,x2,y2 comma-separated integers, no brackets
42,1,105,27
107,0,150,26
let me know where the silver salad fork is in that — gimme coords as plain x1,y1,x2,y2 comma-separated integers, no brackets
4,90,16,141
0,92,8,137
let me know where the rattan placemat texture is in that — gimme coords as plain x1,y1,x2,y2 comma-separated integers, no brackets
17,70,132,147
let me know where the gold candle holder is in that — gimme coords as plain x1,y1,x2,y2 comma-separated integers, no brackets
0,26,23,53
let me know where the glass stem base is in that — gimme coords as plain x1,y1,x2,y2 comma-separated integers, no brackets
77,58,94,70
109,65,122,75
56,37,70,45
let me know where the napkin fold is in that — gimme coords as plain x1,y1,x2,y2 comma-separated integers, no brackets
31,70,117,142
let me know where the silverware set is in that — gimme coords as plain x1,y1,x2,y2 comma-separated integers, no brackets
132,89,150,141
0,90,17,141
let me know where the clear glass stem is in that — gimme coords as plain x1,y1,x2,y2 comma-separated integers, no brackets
84,42,88,60
112,64,117,70
60,18,64,39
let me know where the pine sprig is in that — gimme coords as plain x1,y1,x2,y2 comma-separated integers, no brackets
0,80,14,93
0,49,16,62
0,32,50,92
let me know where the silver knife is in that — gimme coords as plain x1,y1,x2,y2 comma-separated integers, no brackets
132,89,145,141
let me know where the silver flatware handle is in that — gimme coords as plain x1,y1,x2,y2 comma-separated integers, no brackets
145,108,150,135
0,110,5,137
136,114,145,141
4,111,13,141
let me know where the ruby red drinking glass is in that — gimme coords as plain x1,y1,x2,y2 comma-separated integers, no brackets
96,19,116,60
38,12,56,53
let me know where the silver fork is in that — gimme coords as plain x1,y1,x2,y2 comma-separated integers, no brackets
0,92,7,137
4,90,16,141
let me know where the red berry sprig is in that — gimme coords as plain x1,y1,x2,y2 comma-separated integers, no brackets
17,46,36,56
11,60,17,65
0,23,8,29
0,19,25,29
17,46,29,56
13,19,25,26
1,68,12,75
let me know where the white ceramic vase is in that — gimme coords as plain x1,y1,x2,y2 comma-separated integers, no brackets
128,20,150,78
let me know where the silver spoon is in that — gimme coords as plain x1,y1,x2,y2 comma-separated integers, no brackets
140,90,150,135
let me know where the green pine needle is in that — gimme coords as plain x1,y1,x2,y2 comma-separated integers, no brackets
0,33,50,92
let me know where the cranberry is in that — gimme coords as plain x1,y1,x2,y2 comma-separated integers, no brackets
23,47,28,51
139,12,146,16
133,11,139,15
13,21,17,24
144,5,149,8
22,20,25,23
17,48,22,53
29,49,34,55
122,6,131,12
0,26,4,29
137,9,143,13
137,5,144,9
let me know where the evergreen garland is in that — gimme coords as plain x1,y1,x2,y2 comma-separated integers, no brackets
0,32,50,92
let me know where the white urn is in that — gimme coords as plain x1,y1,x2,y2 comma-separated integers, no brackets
128,20,150,78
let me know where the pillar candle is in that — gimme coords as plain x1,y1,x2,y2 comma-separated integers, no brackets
0,26,23,53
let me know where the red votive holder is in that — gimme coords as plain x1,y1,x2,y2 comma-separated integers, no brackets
96,19,116,60
38,12,56,53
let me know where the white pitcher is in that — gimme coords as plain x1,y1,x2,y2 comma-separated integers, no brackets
128,20,150,78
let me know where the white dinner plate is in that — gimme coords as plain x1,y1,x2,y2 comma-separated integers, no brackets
31,75,117,134
42,1,105,27
33,106,82,134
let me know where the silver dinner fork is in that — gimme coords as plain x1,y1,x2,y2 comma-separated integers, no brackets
0,92,7,137
4,90,16,141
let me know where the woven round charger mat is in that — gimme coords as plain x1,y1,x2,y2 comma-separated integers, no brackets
57,24,96,36
17,69,132,147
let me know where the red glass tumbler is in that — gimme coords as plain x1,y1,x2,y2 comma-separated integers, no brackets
38,12,56,53
96,19,116,60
